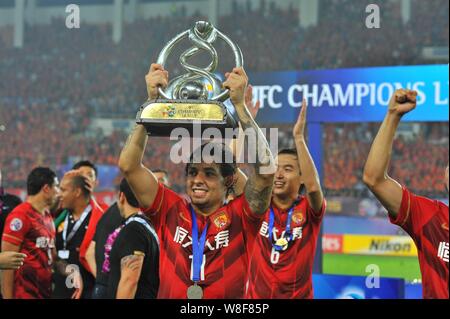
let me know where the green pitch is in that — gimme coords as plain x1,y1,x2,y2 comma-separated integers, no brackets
323,253,421,282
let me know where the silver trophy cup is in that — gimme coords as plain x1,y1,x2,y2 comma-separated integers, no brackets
137,21,244,137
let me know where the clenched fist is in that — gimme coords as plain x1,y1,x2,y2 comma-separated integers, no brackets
388,89,417,117
145,63,169,100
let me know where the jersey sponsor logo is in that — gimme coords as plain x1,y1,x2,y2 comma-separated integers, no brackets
36,236,54,249
212,211,230,230
10,218,23,231
437,242,449,263
259,221,303,241
173,226,230,251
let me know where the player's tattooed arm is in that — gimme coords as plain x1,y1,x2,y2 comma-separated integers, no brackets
229,85,261,198
363,89,417,218
293,99,324,214
224,68,275,215
116,254,145,299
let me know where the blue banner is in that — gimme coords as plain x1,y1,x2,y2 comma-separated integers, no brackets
249,64,449,124
313,274,405,299
323,216,404,236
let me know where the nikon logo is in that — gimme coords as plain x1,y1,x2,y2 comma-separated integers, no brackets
369,240,412,253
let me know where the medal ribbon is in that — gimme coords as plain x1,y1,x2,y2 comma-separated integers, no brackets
190,206,208,283
62,205,91,250
268,205,294,250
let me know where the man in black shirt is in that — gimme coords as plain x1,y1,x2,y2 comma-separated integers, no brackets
91,170,170,299
90,203,122,299
105,178,159,299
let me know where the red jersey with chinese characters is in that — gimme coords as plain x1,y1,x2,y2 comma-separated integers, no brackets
389,187,449,299
2,202,55,299
143,183,263,299
246,196,326,299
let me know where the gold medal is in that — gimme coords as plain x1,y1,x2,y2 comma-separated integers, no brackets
275,238,289,251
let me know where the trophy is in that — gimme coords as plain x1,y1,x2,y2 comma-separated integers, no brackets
137,21,243,136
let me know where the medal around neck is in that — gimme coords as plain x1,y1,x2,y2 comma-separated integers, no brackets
274,237,289,252
137,21,243,137
187,283,203,299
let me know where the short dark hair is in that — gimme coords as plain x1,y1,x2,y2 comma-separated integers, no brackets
278,148,298,157
27,167,57,196
119,178,139,208
72,160,98,179
185,142,237,196
70,175,92,199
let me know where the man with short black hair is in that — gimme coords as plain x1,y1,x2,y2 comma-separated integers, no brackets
71,160,108,210
105,178,159,299
1,167,60,299
246,100,326,299
72,161,99,187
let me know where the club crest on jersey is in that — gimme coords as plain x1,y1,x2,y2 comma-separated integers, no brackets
212,211,230,230
292,211,304,225
10,218,23,232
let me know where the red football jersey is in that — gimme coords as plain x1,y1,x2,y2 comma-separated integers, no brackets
246,196,326,299
389,187,449,299
2,202,55,299
143,183,263,299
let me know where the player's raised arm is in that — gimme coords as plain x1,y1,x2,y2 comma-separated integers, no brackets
293,99,324,213
224,68,275,215
363,89,418,218
118,64,169,209
230,85,261,198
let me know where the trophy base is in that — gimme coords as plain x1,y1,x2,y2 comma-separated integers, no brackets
136,99,239,137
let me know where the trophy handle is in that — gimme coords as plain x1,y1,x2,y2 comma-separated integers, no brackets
155,22,244,102
212,30,243,102
156,30,190,100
